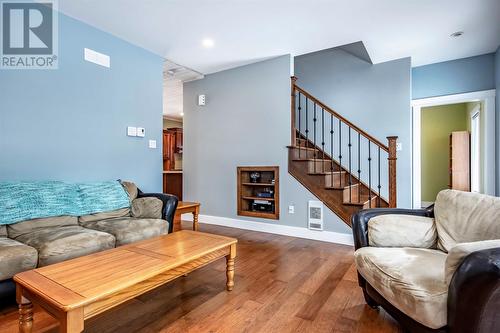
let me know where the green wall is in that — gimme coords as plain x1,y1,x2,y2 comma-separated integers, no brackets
421,104,468,202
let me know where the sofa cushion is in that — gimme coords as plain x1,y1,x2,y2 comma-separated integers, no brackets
368,214,436,248
131,197,163,219
78,208,130,224
15,226,115,267
81,217,167,246
121,181,138,201
355,247,448,329
7,215,78,239
434,190,500,252
0,225,6,237
0,238,38,280
445,239,500,284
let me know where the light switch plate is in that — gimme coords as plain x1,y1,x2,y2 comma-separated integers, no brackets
148,140,157,149
288,205,295,214
127,126,137,137
137,127,145,137
396,143,403,151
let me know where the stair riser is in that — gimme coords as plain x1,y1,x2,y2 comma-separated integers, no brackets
290,149,319,160
324,173,349,188
307,160,336,174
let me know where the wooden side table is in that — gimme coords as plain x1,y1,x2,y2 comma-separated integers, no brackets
173,201,200,232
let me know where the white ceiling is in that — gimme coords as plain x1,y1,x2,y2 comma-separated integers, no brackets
59,0,500,74
163,60,202,118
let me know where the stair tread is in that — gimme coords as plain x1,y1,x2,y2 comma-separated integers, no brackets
292,158,331,162
287,146,318,151
343,196,378,206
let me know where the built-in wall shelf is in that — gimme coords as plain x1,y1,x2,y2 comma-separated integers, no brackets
237,166,279,220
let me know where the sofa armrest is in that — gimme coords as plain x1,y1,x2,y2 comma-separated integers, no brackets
447,247,500,333
137,191,178,233
351,206,434,251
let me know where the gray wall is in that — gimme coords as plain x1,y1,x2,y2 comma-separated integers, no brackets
0,13,164,192
412,54,496,99
184,55,351,234
295,49,412,208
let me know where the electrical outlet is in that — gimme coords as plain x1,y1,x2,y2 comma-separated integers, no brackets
148,140,157,149
288,205,295,214
396,142,403,151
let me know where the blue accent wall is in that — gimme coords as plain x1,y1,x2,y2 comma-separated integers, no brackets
0,13,164,192
295,49,412,208
412,54,496,99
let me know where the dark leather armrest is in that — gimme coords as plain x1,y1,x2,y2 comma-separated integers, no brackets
351,206,435,251
137,191,178,233
447,247,500,333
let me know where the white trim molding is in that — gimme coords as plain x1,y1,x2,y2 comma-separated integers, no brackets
182,214,354,246
411,89,496,208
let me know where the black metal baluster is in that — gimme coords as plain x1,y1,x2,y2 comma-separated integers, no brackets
298,92,301,159
321,108,325,173
330,114,334,187
368,141,372,208
357,133,361,202
305,97,309,156
338,119,342,187
348,127,352,203
313,103,317,172
378,146,381,207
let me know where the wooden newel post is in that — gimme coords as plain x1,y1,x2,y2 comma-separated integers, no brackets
387,136,398,208
291,76,298,145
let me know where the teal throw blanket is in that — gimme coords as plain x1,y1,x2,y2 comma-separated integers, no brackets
0,180,130,225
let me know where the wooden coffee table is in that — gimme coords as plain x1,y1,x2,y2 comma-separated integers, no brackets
14,230,237,333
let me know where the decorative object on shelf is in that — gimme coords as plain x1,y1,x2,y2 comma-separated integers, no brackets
256,187,274,198
249,172,261,183
251,200,274,212
237,166,279,220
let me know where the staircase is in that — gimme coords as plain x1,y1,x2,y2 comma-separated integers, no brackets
287,77,398,226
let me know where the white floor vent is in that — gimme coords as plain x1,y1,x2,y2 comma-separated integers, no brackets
308,200,323,231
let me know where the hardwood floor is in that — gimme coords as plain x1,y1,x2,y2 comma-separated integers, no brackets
0,223,402,333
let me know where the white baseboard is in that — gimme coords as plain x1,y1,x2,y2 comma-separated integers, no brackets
182,214,354,246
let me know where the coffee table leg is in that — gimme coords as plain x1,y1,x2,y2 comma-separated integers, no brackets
226,244,236,291
18,301,33,333
192,206,200,231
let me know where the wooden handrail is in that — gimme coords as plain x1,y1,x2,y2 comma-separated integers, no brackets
292,80,389,152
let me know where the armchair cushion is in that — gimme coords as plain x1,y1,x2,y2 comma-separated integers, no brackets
131,197,163,219
354,247,447,329
434,190,500,252
368,214,436,248
445,239,500,284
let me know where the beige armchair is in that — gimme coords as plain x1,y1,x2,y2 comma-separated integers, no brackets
352,190,500,333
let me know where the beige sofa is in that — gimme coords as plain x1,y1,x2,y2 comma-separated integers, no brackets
352,189,500,333
0,181,178,303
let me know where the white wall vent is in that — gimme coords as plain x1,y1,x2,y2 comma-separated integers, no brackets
308,200,323,231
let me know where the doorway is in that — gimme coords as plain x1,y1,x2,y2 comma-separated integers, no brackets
411,90,496,209
162,59,203,199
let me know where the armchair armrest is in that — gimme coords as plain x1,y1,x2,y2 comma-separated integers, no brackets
447,247,500,333
137,191,178,233
351,206,434,250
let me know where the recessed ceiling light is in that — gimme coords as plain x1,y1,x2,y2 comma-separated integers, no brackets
450,31,464,38
202,38,215,48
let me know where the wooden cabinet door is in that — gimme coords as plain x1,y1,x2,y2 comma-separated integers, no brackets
175,130,183,151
